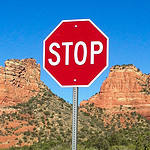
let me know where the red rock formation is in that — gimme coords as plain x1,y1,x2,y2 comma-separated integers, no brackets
0,59,41,106
80,65,150,120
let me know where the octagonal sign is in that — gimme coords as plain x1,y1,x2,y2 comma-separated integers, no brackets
43,19,109,87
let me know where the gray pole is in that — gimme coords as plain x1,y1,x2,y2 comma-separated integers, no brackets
72,87,78,150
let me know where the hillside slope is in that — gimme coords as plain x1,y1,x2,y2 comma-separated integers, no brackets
0,87,150,149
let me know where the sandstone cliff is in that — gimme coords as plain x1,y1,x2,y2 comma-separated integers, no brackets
0,59,41,106
80,64,150,120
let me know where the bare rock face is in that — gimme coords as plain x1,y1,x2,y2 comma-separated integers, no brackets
80,64,150,120
0,59,41,106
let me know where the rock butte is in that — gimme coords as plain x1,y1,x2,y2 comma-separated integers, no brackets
0,59,43,148
0,58,41,107
80,65,150,120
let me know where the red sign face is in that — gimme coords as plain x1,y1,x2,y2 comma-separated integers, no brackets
43,19,109,87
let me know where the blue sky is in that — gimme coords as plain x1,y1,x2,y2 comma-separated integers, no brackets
0,0,150,104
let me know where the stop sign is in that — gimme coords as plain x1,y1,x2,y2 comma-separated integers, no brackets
43,19,109,87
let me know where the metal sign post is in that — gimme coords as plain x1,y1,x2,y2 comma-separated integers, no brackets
72,87,78,150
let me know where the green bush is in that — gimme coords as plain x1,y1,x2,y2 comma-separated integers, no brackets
109,145,136,150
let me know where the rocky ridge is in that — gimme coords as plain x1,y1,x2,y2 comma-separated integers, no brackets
80,64,150,120
0,61,150,149
0,59,41,107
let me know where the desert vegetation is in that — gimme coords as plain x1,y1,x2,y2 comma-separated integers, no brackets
0,93,150,150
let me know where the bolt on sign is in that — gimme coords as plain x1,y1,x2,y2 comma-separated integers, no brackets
43,19,109,87
43,19,109,150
